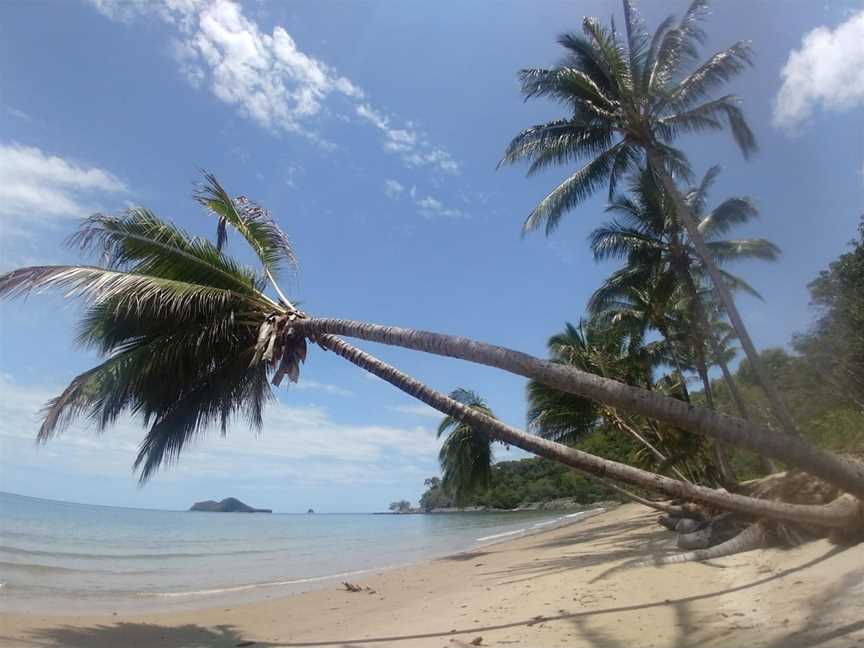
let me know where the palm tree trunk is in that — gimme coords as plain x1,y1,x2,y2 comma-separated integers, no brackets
694,355,738,488
295,318,864,499
647,148,799,438
316,334,863,529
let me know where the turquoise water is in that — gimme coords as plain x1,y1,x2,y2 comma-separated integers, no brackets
0,492,593,614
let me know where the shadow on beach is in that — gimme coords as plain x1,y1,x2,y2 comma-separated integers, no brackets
12,542,859,648
5,622,274,648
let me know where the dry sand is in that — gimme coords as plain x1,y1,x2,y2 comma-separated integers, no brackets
1,503,862,647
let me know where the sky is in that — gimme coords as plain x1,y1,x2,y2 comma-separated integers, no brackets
1,0,862,512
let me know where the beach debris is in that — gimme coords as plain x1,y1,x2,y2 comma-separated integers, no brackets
343,582,363,592
470,636,484,645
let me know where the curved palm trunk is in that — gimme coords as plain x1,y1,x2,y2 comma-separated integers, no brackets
295,318,864,499
647,149,799,438
316,334,863,530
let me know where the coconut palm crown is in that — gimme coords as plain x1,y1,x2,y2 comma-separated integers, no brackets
500,0,755,235
0,175,302,482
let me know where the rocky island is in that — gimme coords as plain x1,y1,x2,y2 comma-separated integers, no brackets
189,497,271,513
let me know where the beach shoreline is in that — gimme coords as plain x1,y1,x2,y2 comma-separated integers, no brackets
1,503,862,647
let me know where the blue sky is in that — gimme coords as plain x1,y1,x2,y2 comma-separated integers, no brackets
1,0,862,512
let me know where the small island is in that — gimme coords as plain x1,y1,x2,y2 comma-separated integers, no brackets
189,497,271,513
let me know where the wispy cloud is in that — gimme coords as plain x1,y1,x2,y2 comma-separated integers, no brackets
89,0,459,175
293,380,355,397
0,142,128,237
773,10,864,131
383,178,405,200
392,404,443,420
4,105,32,123
356,104,459,174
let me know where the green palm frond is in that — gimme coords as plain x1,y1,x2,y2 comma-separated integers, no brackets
69,209,265,294
698,197,758,238
523,141,632,235
705,239,781,263
436,389,495,503
0,180,300,483
0,265,253,320
503,0,755,235
195,172,298,278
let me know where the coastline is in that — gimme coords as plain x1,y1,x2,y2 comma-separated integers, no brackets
1,503,861,647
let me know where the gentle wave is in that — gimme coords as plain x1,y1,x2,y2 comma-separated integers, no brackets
0,544,277,561
0,561,158,577
143,567,394,598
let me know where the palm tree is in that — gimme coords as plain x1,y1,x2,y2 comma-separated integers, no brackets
320,334,860,529
1,176,861,524
498,0,798,437
526,319,707,484
436,389,496,502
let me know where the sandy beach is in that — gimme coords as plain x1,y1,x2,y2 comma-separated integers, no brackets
1,503,862,647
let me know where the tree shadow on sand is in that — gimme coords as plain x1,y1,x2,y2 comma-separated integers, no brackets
11,622,277,648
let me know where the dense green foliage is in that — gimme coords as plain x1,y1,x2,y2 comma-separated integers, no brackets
705,218,864,477
418,458,618,511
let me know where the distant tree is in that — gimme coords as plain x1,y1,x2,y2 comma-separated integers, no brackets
389,500,412,513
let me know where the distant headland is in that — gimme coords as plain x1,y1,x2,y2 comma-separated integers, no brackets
189,497,271,513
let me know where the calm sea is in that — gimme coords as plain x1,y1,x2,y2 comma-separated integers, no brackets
0,492,595,614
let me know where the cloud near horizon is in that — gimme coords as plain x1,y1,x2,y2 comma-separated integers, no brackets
0,373,438,493
773,10,864,131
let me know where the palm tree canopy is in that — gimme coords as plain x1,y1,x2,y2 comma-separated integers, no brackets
0,176,299,482
527,319,658,444
500,0,756,235
436,389,496,501
589,165,778,306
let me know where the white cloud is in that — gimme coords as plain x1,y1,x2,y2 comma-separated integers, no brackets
383,178,404,199
0,373,438,486
0,143,127,233
773,10,864,131
89,0,459,175
414,192,465,219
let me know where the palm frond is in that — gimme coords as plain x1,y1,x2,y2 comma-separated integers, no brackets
705,239,781,263
698,197,758,238
0,265,254,319
195,172,298,277
69,210,265,295
436,389,495,503
523,141,626,236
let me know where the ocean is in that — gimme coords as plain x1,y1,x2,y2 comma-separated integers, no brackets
0,492,596,614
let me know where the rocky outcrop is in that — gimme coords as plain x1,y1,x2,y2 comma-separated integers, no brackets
189,497,271,513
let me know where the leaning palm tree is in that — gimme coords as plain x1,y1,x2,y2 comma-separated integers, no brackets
499,0,797,436
1,176,861,529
